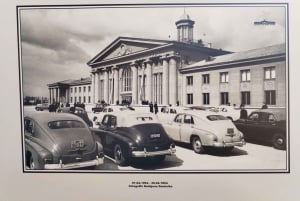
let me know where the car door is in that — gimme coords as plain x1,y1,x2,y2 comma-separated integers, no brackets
238,112,261,140
168,114,184,141
98,115,113,153
254,112,278,143
180,115,195,143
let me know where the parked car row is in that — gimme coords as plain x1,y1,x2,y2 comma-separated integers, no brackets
24,104,287,170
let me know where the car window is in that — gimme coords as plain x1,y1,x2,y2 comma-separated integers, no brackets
48,120,84,129
109,116,117,128
248,113,259,121
102,115,109,125
103,108,108,112
170,109,177,114
184,115,194,124
108,108,113,112
207,115,228,121
174,114,183,123
24,119,34,134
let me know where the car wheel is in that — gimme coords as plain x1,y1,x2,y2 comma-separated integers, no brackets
114,144,127,166
192,136,204,154
272,134,286,150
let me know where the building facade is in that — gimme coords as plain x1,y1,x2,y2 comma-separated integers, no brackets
48,13,287,108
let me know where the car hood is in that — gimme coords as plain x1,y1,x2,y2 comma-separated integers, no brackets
49,128,95,154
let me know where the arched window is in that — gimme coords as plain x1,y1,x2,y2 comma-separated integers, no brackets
122,67,132,92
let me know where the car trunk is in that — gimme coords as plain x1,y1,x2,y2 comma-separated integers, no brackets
210,120,241,143
50,128,97,163
129,123,171,152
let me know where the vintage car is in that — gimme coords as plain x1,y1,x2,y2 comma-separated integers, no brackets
92,105,135,127
162,111,245,154
35,103,49,111
234,108,286,150
24,112,104,170
91,103,105,113
209,106,241,121
57,107,93,127
91,111,176,166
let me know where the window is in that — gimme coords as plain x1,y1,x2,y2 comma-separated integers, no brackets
70,97,73,103
187,93,193,104
264,67,276,80
187,76,193,85
220,72,229,83
207,115,228,121
184,115,194,124
88,86,91,92
75,87,77,93
83,86,86,92
174,114,184,123
48,120,84,129
241,91,251,105
241,70,251,82
203,93,210,105
79,87,81,93
122,67,132,92
88,96,91,103
265,90,276,105
220,92,229,105
70,88,73,93
83,96,86,103
202,74,210,84
79,96,81,103
74,97,77,103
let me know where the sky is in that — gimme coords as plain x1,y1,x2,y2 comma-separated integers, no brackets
19,4,286,98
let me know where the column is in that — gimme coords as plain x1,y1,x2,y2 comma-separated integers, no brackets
104,69,109,103
57,87,60,103
131,63,138,105
49,88,52,104
91,73,95,104
113,67,119,105
51,88,54,103
94,72,99,103
118,68,123,102
145,60,153,102
169,57,178,106
162,57,169,105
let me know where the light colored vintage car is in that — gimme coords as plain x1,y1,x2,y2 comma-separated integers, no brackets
209,106,241,121
162,111,245,154
24,112,104,170
91,111,176,166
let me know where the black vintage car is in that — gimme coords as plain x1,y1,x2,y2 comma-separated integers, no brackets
24,112,104,170
91,111,176,166
234,108,286,150
58,107,93,127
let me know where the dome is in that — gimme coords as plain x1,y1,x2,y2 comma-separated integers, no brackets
179,12,190,20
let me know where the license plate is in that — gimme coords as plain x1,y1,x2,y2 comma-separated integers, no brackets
71,139,85,149
150,133,160,139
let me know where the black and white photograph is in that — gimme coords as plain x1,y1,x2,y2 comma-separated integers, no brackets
1,0,300,201
18,3,288,172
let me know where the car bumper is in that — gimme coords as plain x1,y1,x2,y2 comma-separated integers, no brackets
131,147,176,157
44,156,104,170
212,139,246,147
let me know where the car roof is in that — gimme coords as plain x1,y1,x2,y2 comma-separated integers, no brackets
176,110,223,118
24,112,84,125
252,108,286,120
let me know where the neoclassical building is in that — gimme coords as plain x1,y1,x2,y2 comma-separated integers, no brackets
86,13,230,106
48,12,287,108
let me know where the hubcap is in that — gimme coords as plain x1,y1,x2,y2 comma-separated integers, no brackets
115,147,122,161
30,159,35,169
276,138,284,145
194,139,201,151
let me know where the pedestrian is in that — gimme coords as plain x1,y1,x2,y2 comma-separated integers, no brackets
154,102,158,114
149,102,153,113
239,104,248,119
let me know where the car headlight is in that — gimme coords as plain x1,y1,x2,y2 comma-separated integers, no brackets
135,136,141,144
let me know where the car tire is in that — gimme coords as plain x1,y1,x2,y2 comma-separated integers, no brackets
114,144,127,166
191,136,204,154
272,133,286,150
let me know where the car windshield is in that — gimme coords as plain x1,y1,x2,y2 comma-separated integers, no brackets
206,115,228,121
48,120,85,129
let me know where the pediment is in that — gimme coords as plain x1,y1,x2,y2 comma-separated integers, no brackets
88,37,170,65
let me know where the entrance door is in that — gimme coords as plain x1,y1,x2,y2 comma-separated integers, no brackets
121,95,132,105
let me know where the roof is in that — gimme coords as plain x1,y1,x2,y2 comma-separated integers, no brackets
24,112,84,125
48,77,91,87
182,43,286,71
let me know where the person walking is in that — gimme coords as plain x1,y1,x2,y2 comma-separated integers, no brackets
154,102,158,114
149,102,154,113
239,104,248,119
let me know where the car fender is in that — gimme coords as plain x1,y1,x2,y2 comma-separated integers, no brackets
25,139,52,168
189,128,217,146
